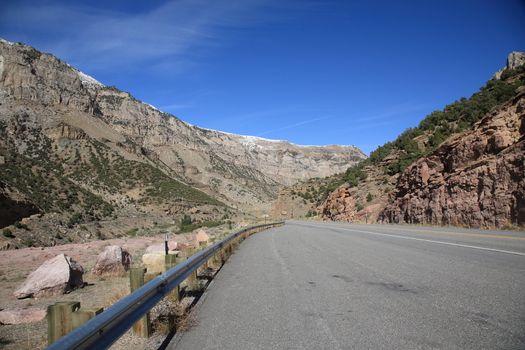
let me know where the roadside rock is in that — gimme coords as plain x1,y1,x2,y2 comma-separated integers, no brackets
380,92,525,228
494,51,525,79
14,254,84,299
195,229,209,245
145,241,182,254
142,253,174,274
91,245,132,276
0,308,46,324
319,186,357,222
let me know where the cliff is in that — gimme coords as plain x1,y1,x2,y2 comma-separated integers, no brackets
0,38,365,217
379,90,525,228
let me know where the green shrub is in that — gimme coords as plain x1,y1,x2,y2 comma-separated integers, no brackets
14,221,29,230
356,65,525,176
305,210,317,218
67,213,82,228
366,193,373,202
2,229,14,238
126,228,139,237
180,215,192,226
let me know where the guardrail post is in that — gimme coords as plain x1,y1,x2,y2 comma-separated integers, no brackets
165,255,180,301
72,307,103,329
208,251,219,269
130,267,151,338
184,248,200,291
43,222,283,349
47,301,80,345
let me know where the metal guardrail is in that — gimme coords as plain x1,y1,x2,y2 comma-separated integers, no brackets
46,222,284,350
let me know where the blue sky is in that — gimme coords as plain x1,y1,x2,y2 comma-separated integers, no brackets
1,0,524,153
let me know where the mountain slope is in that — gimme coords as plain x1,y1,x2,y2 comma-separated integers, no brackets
379,90,525,228
0,38,365,231
279,52,525,229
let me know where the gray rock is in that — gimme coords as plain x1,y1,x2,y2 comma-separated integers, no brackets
91,245,132,276
14,254,84,299
145,241,181,254
507,51,525,70
0,308,46,324
493,51,525,79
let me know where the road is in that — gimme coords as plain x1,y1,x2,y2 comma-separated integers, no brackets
170,221,525,349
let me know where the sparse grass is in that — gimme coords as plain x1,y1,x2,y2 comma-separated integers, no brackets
174,304,196,332
104,287,130,308
13,221,29,230
126,228,139,237
2,228,14,238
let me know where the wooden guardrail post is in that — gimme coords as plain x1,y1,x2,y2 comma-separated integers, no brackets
184,248,200,291
165,255,180,301
72,308,103,329
130,267,151,337
208,250,220,269
48,301,80,344
48,302,103,345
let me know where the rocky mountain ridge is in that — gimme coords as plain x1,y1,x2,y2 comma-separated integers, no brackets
379,90,525,227
0,38,365,226
281,51,525,229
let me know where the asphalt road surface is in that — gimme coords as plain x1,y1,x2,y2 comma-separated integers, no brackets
170,221,525,350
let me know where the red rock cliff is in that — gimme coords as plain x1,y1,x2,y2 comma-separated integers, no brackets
380,91,525,228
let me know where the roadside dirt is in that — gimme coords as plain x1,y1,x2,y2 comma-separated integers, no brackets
0,224,233,349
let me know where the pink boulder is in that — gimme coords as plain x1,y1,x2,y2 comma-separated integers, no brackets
91,245,132,276
14,254,84,299
145,241,183,254
0,308,46,324
195,229,209,244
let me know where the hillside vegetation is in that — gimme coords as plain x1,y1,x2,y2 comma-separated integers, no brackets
325,63,525,200
272,60,525,224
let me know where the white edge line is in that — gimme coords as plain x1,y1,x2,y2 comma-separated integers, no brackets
294,222,525,257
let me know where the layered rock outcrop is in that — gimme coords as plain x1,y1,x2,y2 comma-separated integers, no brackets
0,39,365,210
380,92,525,228
319,186,357,222
494,52,525,79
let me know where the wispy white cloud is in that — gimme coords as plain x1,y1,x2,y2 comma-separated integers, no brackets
352,103,428,123
0,0,279,74
159,103,194,111
257,115,332,136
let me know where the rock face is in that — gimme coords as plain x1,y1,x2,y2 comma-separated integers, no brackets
0,308,46,325
507,52,525,71
494,51,525,79
91,245,132,276
0,39,366,214
14,254,84,298
380,92,525,228
195,229,209,245
319,186,357,222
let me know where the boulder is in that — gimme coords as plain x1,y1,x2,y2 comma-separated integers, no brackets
145,241,182,254
195,229,209,244
91,245,132,276
319,185,357,222
142,253,172,274
14,254,84,299
0,308,46,324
